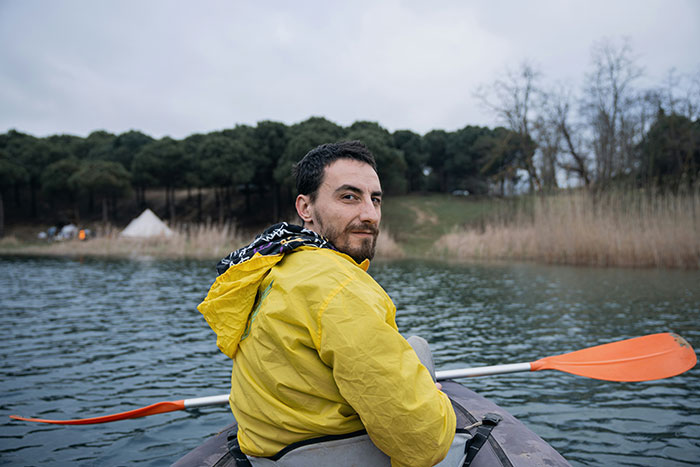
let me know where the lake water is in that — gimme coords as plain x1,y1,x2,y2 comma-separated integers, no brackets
1,255,699,466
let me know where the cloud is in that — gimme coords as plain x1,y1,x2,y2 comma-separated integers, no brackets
1,0,698,139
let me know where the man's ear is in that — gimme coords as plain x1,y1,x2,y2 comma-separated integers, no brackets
295,194,313,225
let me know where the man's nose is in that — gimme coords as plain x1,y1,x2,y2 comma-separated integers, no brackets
359,197,380,224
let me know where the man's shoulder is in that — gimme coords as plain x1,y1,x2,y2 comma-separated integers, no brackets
271,247,378,294
281,247,364,275
269,248,395,319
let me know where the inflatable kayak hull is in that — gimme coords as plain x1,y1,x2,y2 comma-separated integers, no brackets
174,381,570,466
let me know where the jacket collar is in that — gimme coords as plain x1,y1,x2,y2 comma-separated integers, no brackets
216,222,336,275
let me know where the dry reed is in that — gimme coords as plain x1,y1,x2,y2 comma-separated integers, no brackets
1,222,405,261
437,189,700,268
0,222,246,261
375,227,405,259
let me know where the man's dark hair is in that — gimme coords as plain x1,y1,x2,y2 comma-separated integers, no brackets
293,141,377,200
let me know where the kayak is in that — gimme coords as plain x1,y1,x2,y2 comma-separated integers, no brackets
173,380,571,466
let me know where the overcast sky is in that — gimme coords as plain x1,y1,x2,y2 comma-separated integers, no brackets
1,0,698,139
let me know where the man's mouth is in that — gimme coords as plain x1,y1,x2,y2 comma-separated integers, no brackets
350,229,377,237
346,224,378,239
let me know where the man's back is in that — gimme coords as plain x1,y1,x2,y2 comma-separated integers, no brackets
202,246,456,466
232,248,390,454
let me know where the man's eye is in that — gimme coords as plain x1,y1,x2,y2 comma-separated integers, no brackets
343,194,357,200
372,198,382,205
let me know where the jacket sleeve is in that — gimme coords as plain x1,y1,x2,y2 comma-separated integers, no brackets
317,283,456,467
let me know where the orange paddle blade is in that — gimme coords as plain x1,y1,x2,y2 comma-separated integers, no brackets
531,333,697,382
9,400,186,425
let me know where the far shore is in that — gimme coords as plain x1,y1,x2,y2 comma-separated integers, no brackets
434,190,700,269
2,190,698,269
0,226,405,262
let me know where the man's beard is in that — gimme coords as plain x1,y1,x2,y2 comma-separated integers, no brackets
317,217,379,264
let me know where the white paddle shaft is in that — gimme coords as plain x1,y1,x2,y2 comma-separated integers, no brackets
184,394,229,408
181,363,533,409
436,362,532,380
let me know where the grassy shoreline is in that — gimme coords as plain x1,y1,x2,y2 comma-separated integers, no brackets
0,230,241,261
2,191,698,269
0,223,405,262
436,190,700,269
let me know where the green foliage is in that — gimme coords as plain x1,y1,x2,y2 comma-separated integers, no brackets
639,112,700,189
182,133,207,188
253,121,288,187
199,133,254,187
2,108,695,224
132,141,163,189
393,130,428,192
478,127,524,193
69,160,132,199
10,134,54,182
41,157,82,200
80,130,117,160
423,130,449,192
130,137,190,190
445,126,491,194
46,134,83,157
112,131,154,169
294,117,346,140
157,137,188,188
0,149,29,186
0,130,35,160
221,126,257,185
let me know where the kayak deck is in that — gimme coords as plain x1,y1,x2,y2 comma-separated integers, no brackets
174,381,570,466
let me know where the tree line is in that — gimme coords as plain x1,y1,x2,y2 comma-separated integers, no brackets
0,118,521,232
476,38,700,193
0,39,698,237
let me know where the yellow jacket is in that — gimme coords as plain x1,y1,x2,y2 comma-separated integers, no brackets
199,246,456,466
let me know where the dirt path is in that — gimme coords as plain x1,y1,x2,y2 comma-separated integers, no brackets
408,204,438,225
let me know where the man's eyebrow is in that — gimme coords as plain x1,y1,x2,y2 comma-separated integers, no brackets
334,185,383,197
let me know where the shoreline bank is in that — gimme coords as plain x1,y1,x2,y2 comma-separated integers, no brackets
3,190,698,269
435,190,700,269
0,227,405,262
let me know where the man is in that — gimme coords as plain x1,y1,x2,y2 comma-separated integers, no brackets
199,141,456,466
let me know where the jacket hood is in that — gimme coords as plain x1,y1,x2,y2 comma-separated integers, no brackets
199,223,335,358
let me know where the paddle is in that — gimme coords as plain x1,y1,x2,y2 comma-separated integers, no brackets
435,332,696,381
10,332,696,425
9,395,230,425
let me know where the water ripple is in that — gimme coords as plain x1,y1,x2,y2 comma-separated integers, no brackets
1,256,699,466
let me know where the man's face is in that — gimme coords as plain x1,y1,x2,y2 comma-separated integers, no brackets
296,158,382,263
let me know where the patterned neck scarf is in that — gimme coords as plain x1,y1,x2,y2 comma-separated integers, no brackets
216,222,335,275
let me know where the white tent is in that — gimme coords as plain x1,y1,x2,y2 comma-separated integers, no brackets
58,223,78,239
120,209,174,238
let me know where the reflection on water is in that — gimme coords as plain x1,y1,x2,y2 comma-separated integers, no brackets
1,256,698,466
374,260,700,466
